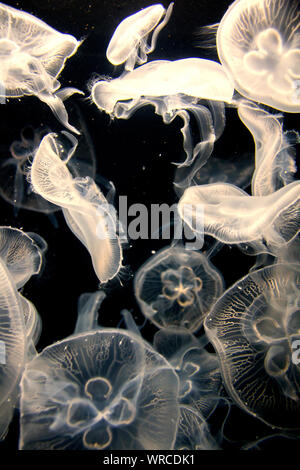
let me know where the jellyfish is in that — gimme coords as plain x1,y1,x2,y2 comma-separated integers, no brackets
19,311,180,450
153,328,222,418
237,100,298,197
106,3,174,71
90,58,233,168
0,2,83,133
216,0,300,112
0,225,45,439
134,245,224,332
0,120,96,216
0,226,46,289
204,262,300,429
178,181,300,256
29,132,123,283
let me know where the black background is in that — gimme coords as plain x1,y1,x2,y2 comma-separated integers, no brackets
0,0,299,452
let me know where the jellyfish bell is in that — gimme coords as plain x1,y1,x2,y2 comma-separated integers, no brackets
30,132,123,284
178,181,300,256
216,0,300,112
0,227,46,290
19,325,180,449
0,2,83,132
134,245,224,332
204,262,300,429
106,3,174,71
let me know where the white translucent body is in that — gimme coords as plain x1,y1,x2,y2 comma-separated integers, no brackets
134,245,224,332
204,263,300,429
0,2,82,132
238,101,298,196
106,3,174,71
178,181,300,253
217,0,300,112
19,328,179,450
0,258,26,439
30,133,123,283
92,58,234,115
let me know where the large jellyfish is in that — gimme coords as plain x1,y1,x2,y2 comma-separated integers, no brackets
106,3,174,71
217,0,300,112
0,2,83,133
134,245,224,332
90,58,233,168
178,181,300,255
30,132,123,284
0,227,44,439
19,299,180,450
204,263,300,429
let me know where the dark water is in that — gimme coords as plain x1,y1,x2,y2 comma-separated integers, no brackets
0,0,299,453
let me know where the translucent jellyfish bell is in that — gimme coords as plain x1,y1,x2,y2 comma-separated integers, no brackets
106,3,174,71
0,2,83,132
0,121,96,215
0,227,46,289
91,59,232,169
204,263,300,429
217,0,300,112
30,132,123,283
19,327,180,449
153,328,222,418
134,245,224,332
178,181,300,255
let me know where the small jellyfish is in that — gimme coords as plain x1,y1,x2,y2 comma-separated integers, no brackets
19,327,180,449
238,100,298,196
0,2,83,132
0,120,96,216
91,58,232,169
30,132,123,283
134,245,224,332
216,0,300,112
0,226,46,289
106,3,174,71
205,262,300,429
178,181,300,255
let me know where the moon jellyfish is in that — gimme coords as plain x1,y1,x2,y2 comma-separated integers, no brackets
205,263,300,429
178,181,300,255
154,328,222,418
30,132,123,283
238,101,298,196
0,2,83,133
106,3,174,71
0,226,46,289
91,58,233,168
19,326,180,449
217,0,300,112
0,122,96,215
134,245,224,332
